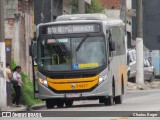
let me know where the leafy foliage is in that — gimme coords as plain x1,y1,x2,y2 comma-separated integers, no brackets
72,0,78,14
11,60,43,106
71,0,105,14
85,0,105,13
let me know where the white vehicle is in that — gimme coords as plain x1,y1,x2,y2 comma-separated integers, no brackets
144,59,155,82
127,49,155,82
127,49,136,80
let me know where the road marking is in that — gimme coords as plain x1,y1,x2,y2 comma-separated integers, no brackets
110,117,128,120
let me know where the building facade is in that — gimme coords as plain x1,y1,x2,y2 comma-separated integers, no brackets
101,0,120,9
4,0,72,78
34,0,72,25
4,0,34,76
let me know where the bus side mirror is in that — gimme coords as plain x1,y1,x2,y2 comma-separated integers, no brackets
29,44,33,56
29,41,37,61
127,53,130,65
110,41,115,51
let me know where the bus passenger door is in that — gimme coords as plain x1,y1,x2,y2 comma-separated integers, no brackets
33,61,39,98
29,41,39,98
107,30,115,63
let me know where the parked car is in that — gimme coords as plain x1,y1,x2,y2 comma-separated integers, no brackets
127,49,136,81
127,49,155,82
144,59,155,82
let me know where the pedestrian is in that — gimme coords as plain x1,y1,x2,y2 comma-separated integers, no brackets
6,63,12,105
12,66,24,107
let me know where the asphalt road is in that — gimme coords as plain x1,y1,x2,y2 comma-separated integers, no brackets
1,89,160,120
37,89,160,111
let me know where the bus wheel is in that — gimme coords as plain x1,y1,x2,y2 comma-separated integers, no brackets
65,100,73,107
104,80,115,106
104,96,114,106
57,100,64,108
114,95,123,104
46,99,55,109
115,78,124,104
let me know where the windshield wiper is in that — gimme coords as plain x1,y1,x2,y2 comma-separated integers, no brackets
76,33,89,51
52,35,66,53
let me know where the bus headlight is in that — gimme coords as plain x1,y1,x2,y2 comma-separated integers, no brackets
39,78,48,86
99,75,107,84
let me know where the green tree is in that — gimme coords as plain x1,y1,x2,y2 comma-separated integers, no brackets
72,0,78,14
85,0,105,13
72,0,105,14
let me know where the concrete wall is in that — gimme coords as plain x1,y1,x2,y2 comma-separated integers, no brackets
0,43,7,108
4,0,34,77
62,0,71,14
19,17,26,72
4,0,18,18
4,0,71,78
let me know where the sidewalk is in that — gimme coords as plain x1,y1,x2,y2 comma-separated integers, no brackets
0,105,27,111
127,80,160,90
30,103,46,110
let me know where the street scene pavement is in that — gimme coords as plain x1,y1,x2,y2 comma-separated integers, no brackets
1,81,160,120
1,0,160,120
34,84,160,112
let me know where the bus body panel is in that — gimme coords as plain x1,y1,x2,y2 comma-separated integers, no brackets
37,76,111,99
31,14,127,105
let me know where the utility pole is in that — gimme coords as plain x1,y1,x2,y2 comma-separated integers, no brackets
78,0,85,14
0,0,5,42
136,0,144,84
51,0,53,21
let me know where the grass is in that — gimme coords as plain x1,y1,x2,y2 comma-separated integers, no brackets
11,60,43,106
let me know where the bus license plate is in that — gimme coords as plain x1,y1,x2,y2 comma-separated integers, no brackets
66,93,81,98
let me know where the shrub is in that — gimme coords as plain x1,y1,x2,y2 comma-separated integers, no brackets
11,60,43,106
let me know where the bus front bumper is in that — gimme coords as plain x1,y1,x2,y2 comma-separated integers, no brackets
38,80,111,100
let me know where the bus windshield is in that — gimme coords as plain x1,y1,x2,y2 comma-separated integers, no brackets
37,36,106,71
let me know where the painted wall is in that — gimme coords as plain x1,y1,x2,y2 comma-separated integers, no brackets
25,13,33,76
62,0,71,14
0,42,7,108
5,18,15,61
4,0,18,19
4,0,34,77
101,0,120,9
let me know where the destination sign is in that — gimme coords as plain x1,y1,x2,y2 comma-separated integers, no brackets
45,24,100,35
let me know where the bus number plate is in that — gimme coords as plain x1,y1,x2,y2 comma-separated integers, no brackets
66,93,81,98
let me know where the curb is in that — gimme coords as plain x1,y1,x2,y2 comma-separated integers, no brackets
0,106,28,111
30,104,46,111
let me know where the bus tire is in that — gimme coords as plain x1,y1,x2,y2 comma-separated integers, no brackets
46,99,55,109
104,96,114,106
65,100,73,107
114,95,123,104
115,78,123,104
57,100,64,108
104,79,115,106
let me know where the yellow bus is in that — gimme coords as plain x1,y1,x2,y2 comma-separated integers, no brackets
30,14,127,109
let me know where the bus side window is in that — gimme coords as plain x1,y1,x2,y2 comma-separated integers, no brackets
107,30,112,57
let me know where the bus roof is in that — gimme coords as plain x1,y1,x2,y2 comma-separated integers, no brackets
37,14,124,27
36,14,124,37
55,14,124,26
106,19,124,26
55,13,108,21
